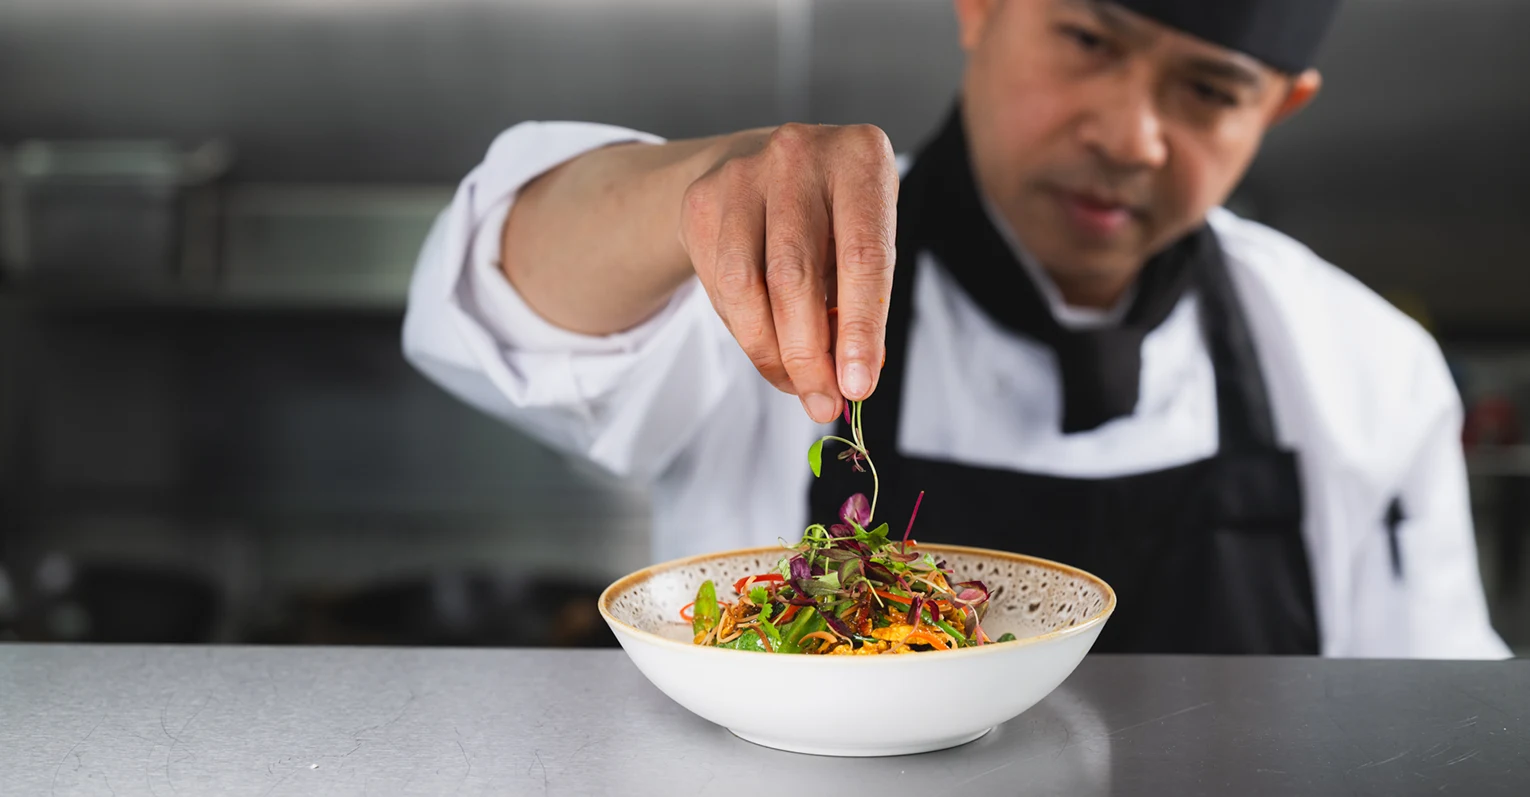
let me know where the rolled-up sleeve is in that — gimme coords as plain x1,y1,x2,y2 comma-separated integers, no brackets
402,121,736,481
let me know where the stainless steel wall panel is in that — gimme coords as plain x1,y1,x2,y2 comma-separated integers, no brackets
0,0,784,181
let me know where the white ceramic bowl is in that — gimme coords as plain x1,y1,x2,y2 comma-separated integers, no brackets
599,543,1116,757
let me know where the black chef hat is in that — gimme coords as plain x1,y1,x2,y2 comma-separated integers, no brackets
1115,0,1343,72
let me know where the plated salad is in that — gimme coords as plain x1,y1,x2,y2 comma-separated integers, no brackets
682,400,1014,655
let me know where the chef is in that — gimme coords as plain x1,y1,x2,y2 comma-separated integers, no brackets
402,0,1509,657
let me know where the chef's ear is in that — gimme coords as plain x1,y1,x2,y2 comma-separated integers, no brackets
1271,69,1323,125
953,0,1000,52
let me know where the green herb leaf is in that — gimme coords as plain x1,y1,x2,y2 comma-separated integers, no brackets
749,586,769,607
804,572,841,597
720,629,767,651
864,522,890,548
996,632,1017,643
757,611,782,646
808,438,824,478
779,608,826,654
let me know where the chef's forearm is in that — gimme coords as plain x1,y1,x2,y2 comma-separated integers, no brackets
500,130,761,336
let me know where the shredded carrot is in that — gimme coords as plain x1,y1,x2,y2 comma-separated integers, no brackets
872,589,912,605
902,630,949,650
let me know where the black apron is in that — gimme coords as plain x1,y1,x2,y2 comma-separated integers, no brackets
809,110,1320,655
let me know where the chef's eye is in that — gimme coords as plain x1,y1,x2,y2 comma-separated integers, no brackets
1058,24,1109,54
1189,81,1240,108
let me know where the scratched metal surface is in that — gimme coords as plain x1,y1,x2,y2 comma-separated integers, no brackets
0,647,1525,796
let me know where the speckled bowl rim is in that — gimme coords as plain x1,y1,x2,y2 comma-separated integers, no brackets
599,543,1117,663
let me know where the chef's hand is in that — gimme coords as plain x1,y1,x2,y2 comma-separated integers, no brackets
678,123,899,424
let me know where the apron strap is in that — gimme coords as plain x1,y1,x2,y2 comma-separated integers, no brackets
1193,238,1281,452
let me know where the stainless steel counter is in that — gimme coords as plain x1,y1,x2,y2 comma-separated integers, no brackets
2,646,1526,796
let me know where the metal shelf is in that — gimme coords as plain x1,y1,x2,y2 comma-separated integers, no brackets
1468,447,1530,479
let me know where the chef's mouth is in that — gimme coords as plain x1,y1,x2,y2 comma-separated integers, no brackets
1046,185,1148,238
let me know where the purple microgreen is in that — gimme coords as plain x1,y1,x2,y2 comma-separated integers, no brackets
901,490,925,552
865,561,897,584
970,610,992,645
843,399,853,426
829,523,854,539
951,580,989,606
790,556,811,583
820,547,858,564
839,557,865,586
840,493,872,528
821,610,854,639
838,539,870,556
906,595,926,626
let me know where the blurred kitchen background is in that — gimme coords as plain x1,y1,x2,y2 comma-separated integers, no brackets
0,0,1527,654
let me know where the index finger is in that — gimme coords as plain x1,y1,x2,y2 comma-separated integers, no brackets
827,129,898,401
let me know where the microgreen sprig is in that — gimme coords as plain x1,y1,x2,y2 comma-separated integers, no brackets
806,400,881,523
687,398,1010,653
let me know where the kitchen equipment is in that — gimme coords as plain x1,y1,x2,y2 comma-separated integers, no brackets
0,145,18,279
600,544,1114,756
1465,394,1529,596
17,554,223,644
249,569,619,648
1,139,230,288
0,565,16,641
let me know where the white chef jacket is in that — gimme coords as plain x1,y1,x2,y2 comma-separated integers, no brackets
402,121,1510,659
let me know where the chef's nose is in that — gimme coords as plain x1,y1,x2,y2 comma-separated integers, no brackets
1079,81,1168,172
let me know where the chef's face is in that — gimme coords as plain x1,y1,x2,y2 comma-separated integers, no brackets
954,0,1322,306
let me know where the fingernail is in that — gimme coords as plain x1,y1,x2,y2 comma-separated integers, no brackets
804,393,839,424
843,362,871,400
